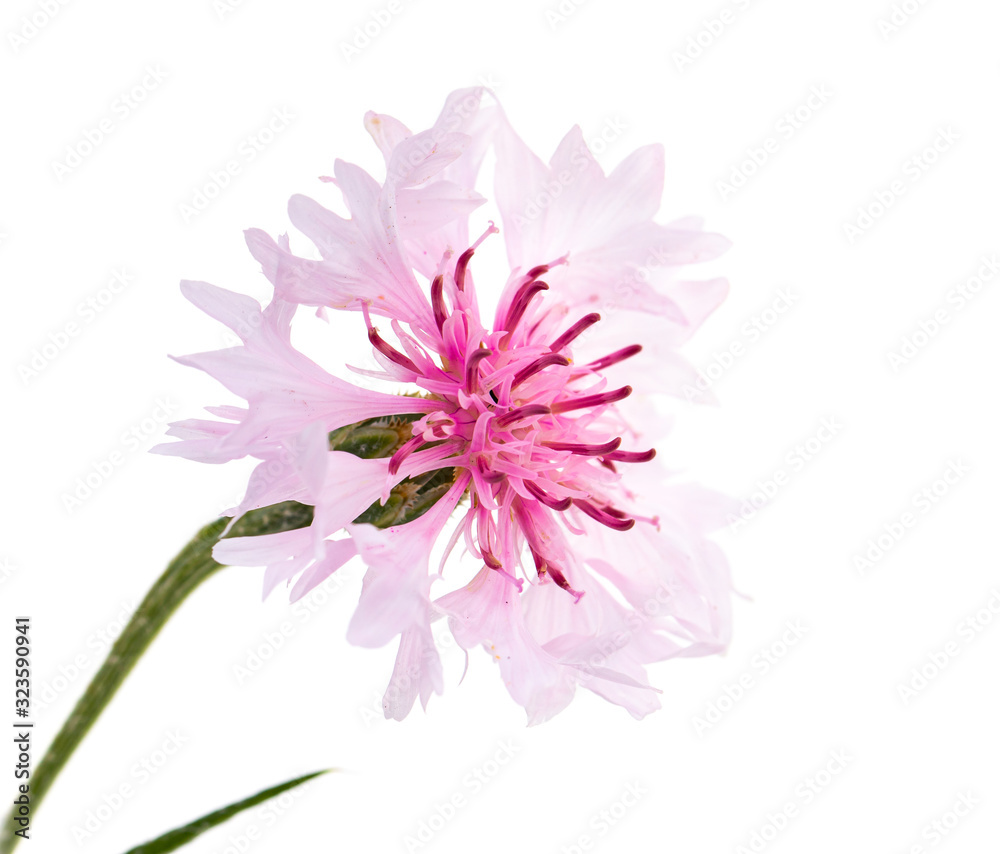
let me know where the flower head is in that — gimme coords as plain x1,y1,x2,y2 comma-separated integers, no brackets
155,88,734,723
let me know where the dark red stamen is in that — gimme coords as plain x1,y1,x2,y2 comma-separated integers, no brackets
550,385,632,414
525,263,550,280
605,448,656,463
545,563,584,603
512,353,569,388
388,435,424,476
542,438,622,456
455,222,499,293
368,327,420,374
530,547,546,572
524,480,573,511
503,280,549,337
494,404,550,429
530,547,583,601
573,498,635,531
454,247,475,292
476,456,506,484
549,313,600,352
431,274,447,332
481,548,503,570
465,348,492,391
587,344,642,371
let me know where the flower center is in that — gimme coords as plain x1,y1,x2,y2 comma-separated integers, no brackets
360,226,656,597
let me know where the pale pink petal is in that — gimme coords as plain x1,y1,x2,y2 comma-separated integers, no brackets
158,284,433,464
382,623,444,720
213,526,313,568
385,129,469,189
395,183,486,243
364,110,412,160
151,416,243,463
289,538,357,601
436,567,576,724
346,476,468,648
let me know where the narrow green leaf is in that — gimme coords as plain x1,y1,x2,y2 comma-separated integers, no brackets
122,770,331,854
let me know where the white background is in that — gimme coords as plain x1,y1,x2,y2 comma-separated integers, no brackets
2,0,999,852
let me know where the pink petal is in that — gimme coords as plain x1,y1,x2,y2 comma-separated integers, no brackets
346,475,469,648
364,110,412,160
288,538,358,601
436,567,576,724
382,623,444,720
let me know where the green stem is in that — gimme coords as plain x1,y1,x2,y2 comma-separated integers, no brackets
1,502,313,854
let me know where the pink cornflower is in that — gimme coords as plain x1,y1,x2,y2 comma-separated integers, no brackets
155,89,734,723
